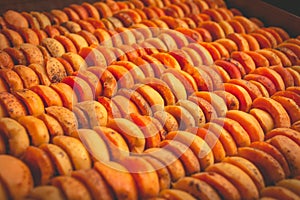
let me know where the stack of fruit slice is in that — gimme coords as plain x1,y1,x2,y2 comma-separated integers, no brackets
0,0,300,199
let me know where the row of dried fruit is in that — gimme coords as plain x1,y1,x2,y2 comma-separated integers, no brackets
0,0,300,199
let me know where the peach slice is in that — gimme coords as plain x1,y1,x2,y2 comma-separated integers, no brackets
188,96,218,122
199,42,221,61
41,38,65,58
222,156,265,192
218,20,235,36
71,169,114,200
51,176,92,200
261,186,300,200
164,130,213,171
18,115,49,146
254,29,277,47
287,68,300,86
160,139,201,175
256,49,282,66
226,110,264,142
277,43,300,59
226,33,250,51
223,82,252,112
228,79,262,100
188,43,214,65
272,95,300,124
203,121,237,156
0,68,24,92
233,16,258,33
153,110,179,133
192,91,227,117
244,74,276,96
252,97,291,128
30,85,63,107
265,128,300,146
0,118,29,157
249,33,272,49
94,161,138,200
40,143,73,176
141,155,171,191
241,33,260,51
213,90,240,111
46,106,79,138
192,172,241,200
211,117,251,147
93,126,129,161
37,113,64,140
272,90,300,106
238,147,286,185
22,146,54,186
227,20,245,34
172,176,221,200
53,135,91,170
249,108,274,133
230,51,256,74
54,35,77,53
215,59,242,79
107,118,145,153
50,82,77,110
107,64,134,89
270,65,294,88
161,70,188,100
141,77,175,106
119,156,160,199
62,76,93,102
267,135,300,177
1,28,24,47
250,141,291,178
193,27,213,42
14,89,44,116
187,127,226,162
200,21,225,40
87,66,118,98
206,162,259,200
0,155,33,199
151,52,181,70
253,67,285,92
73,70,102,98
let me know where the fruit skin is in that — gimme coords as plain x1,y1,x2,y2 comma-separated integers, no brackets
172,177,221,200
0,155,33,200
